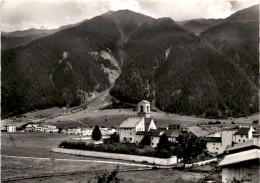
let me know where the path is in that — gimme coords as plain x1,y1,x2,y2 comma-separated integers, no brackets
1,155,155,168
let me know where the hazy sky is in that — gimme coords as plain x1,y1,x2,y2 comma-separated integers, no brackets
1,0,259,32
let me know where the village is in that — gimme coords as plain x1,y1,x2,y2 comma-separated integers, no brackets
2,100,259,182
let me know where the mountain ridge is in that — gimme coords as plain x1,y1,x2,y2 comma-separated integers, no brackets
1,6,259,118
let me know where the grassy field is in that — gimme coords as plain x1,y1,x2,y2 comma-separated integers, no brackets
1,128,210,183
1,156,142,179
3,167,206,183
2,105,259,129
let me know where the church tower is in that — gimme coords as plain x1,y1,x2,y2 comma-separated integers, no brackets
137,100,151,118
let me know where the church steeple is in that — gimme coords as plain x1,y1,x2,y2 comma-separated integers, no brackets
137,100,151,118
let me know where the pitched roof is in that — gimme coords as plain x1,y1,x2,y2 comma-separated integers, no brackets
138,100,150,104
188,126,211,137
226,139,260,152
234,127,250,135
120,117,143,128
201,137,221,142
188,126,221,137
218,149,260,167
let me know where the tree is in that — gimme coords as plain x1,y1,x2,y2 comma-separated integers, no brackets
155,133,172,158
172,134,207,167
109,132,119,143
157,133,170,151
140,135,151,146
92,125,102,141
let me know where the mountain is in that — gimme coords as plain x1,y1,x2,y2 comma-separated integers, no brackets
2,6,259,118
1,20,88,51
110,5,259,117
179,19,222,35
2,16,120,118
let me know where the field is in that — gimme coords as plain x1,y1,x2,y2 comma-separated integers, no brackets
1,105,258,182
1,132,209,183
2,105,259,130
4,168,206,183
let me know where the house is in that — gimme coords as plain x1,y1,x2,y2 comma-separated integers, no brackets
60,128,68,134
234,126,254,143
26,124,35,132
81,128,93,136
35,125,43,132
42,126,50,133
47,125,58,133
4,124,16,132
119,117,146,143
219,140,260,183
67,127,81,135
201,137,222,154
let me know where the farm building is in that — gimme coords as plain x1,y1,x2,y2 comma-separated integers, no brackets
3,124,16,132
67,127,82,135
234,126,254,143
219,140,260,183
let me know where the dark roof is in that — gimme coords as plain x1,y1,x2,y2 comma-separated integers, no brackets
136,130,161,136
235,128,250,135
158,127,167,130
201,137,221,142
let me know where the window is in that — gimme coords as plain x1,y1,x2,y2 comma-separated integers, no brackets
243,140,245,142
140,106,143,112
213,143,215,145
152,143,154,145
130,133,132,135
239,139,241,142
147,106,149,113
216,148,218,150
241,135,243,138
130,138,132,140
151,138,153,139
124,137,126,140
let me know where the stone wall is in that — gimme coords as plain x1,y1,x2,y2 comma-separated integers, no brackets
52,148,177,166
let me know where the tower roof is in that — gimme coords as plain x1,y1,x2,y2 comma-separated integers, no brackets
138,100,150,104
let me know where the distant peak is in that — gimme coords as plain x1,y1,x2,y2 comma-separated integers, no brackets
103,10,115,16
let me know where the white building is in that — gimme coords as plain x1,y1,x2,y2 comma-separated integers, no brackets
35,126,43,132
68,127,81,135
202,137,222,154
5,124,16,132
219,140,260,183
234,126,254,143
202,127,255,155
119,100,157,144
81,128,93,136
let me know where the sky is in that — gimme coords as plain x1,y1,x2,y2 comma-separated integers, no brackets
1,0,259,32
